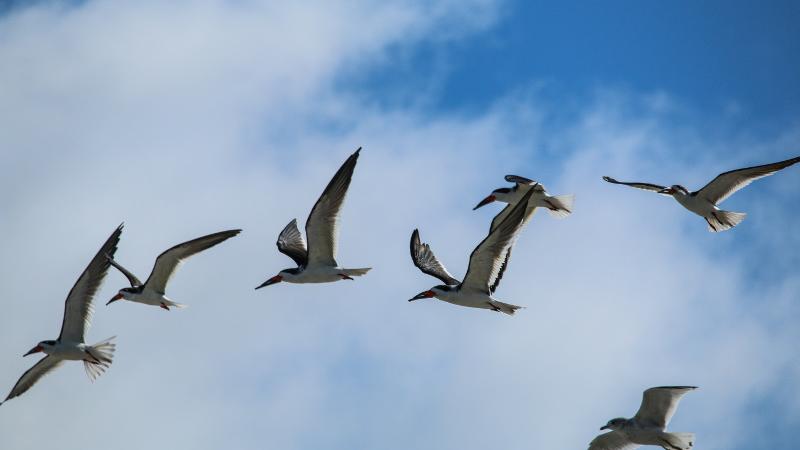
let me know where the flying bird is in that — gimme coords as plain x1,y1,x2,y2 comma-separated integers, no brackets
408,188,533,315
603,155,800,231
589,386,697,450
474,175,575,231
1,224,122,406
106,229,241,310
256,147,370,288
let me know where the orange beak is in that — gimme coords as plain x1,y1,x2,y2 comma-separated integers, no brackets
256,275,283,290
23,345,43,357
409,290,435,301
106,293,123,305
473,195,496,210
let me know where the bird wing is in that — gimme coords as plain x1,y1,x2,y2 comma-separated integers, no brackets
489,247,512,294
505,174,536,185
305,148,361,267
276,219,308,267
588,431,639,450
462,189,533,293
602,176,669,195
693,156,800,204
105,254,142,287
144,229,241,294
633,386,697,429
58,224,123,343
1,356,64,405
410,229,460,285
489,203,537,233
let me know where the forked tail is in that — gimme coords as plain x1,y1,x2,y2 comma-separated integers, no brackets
660,432,695,450
488,300,523,316
706,210,746,232
544,194,575,218
84,336,116,381
342,268,371,277
160,299,187,310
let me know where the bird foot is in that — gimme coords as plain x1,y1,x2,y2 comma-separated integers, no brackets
339,274,354,280
160,303,170,311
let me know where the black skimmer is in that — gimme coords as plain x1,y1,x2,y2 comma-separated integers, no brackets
256,147,370,289
589,386,697,450
1,224,122,406
106,229,241,310
603,155,800,231
408,188,533,315
473,175,575,231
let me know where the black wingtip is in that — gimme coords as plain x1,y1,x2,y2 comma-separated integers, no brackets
353,146,362,156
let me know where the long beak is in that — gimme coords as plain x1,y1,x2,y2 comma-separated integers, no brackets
256,275,282,290
600,425,609,431
106,293,123,305
23,345,42,357
409,290,435,302
473,195,496,210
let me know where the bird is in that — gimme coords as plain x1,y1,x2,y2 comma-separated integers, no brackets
106,229,241,310
603,155,800,232
408,188,534,315
256,147,370,289
1,224,122,406
589,386,697,450
473,174,575,231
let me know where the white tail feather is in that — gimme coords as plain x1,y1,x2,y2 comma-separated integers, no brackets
342,268,371,277
662,432,695,450
84,336,116,382
706,210,746,232
164,300,187,309
489,300,523,315
544,194,574,218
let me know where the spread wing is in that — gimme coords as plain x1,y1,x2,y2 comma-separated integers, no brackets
489,247,511,294
489,203,537,233
106,254,142,287
693,156,800,204
1,356,63,405
410,229,460,285
505,174,535,185
144,229,241,294
276,219,308,267
602,176,668,195
588,431,639,450
305,147,360,267
462,189,533,293
633,386,697,429
58,224,123,342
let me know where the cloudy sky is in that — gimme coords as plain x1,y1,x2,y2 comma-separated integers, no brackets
0,1,798,449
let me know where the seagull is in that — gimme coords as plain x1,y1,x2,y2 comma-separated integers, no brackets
473,175,575,231
256,147,371,288
408,188,533,315
1,224,122,406
106,229,241,310
603,155,800,232
589,386,697,450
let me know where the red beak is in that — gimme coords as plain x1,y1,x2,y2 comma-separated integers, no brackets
473,195,496,210
256,275,283,290
409,290,435,301
23,345,42,357
106,293,123,305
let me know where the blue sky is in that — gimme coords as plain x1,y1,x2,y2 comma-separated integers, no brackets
0,1,798,450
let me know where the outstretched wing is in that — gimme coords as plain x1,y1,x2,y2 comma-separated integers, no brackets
276,219,308,267
144,229,241,294
409,229,460,285
462,189,533,293
693,156,800,204
1,356,63,405
588,431,639,450
505,174,535,185
634,386,697,429
106,254,142,287
602,176,668,195
305,148,361,267
59,224,123,342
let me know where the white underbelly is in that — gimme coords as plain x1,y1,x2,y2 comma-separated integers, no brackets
439,291,495,309
131,290,170,306
287,266,344,283
48,343,86,360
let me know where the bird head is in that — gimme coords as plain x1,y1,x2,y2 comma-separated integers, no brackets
473,187,512,210
256,269,297,289
408,285,451,301
658,184,689,196
107,287,137,305
600,417,628,431
24,340,55,357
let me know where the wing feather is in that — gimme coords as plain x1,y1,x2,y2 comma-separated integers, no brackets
276,219,308,267
1,356,63,405
602,176,668,194
305,148,360,266
410,229,460,285
106,254,142,287
633,386,697,429
144,229,241,294
694,156,800,204
588,431,639,450
58,224,123,342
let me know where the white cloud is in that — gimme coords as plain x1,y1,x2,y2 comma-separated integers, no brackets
0,1,799,450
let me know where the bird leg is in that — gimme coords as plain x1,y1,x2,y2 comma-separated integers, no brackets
160,302,170,311
339,274,354,280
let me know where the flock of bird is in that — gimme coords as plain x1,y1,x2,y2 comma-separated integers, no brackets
3,147,799,450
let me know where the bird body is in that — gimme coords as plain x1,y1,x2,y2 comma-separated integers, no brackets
422,285,521,315
474,175,575,230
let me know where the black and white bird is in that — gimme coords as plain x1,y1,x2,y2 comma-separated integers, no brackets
1,224,122,406
603,155,800,232
474,175,574,231
106,229,241,310
256,147,370,288
589,386,697,450
408,188,533,315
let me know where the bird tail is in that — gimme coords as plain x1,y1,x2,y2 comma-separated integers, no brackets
660,432,695,450
706,210,746,232
341,268,371,277
84,336,116,382
162,299,187,310
489,300,523,316
544,194,575,218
